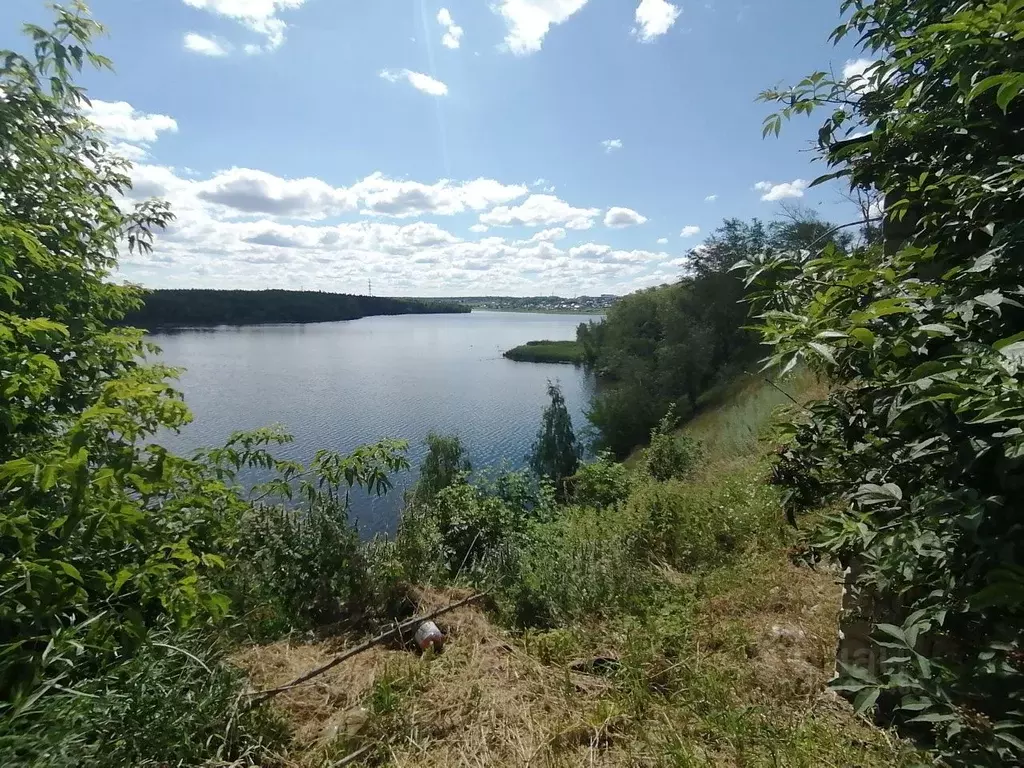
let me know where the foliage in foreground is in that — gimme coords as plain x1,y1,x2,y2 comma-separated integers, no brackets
0,633,287,768
748,0,1024,763
0,9,409,763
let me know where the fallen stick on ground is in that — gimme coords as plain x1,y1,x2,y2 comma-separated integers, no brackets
245,591,487,706
329,744,373,766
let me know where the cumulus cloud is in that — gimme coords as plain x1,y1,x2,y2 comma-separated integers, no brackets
437,8,464,49
118,158,678,295
469,224,489,233
183,32,231,56
633,0,680,41
843,58,874,81
83,100,178,144
604,207,648,228
529,227,567,243
657,237,668,245
196,168,353,218
109,142,151,162
602,138,623,153
480,194,600,230
380,69,448,96
154,167,527,221
352,173,527,217
705,193,717,202
496,0,591,55
754,179,810,202
570,243,662,264
513,227,567,246
680,225,700,237
181,0,308,51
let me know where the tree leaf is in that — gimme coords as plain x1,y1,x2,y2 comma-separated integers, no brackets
853,687,880,715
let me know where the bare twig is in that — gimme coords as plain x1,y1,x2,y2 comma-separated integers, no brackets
807,217,881,253
245,591,487,706
751,371,809,412
329,744,373,766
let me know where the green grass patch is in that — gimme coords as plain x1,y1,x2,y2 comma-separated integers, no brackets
503,340,585,364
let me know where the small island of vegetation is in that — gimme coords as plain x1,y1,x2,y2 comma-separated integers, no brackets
119,289,469,330
502,339,585,364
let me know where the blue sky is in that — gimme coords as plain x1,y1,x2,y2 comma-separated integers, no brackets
0,0,870,296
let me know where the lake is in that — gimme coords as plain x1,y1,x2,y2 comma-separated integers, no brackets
150,311,597,534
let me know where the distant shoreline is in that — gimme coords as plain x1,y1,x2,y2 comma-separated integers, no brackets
483,308,606,315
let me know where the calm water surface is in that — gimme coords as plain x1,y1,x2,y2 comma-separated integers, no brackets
150,311,597,534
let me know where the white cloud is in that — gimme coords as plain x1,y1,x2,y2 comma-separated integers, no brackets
181,0,308,51
183,32,230,56
602,138,623,153
755,179,810,202
118,152,680,294
843,58,874,81
83,100,178,143
657,237,668,245
380,69,449,96
109,142,151,162
164,167,528,221
352,173,527,217
569,243,662,264
633,0,680,41
480,194,600,230
515,227,566,245
604,207,648,228
704,193,717,202
437,8,464,49
680,225,700,237
496,0,591,55
195,167,354,218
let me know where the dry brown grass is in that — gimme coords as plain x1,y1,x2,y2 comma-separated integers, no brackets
235,587,637,767
235,563,909,768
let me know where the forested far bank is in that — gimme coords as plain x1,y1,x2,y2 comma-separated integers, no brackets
117,288,470,329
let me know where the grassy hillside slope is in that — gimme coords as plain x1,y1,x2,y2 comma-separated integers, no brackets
236,374,914,767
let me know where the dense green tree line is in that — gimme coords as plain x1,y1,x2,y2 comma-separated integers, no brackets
119,288,468,329
579,215,853,457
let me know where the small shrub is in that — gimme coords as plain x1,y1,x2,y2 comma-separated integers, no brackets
494,504,657,628
411,432,470,505
397,469,552,580
230,502,368,637
625,465,785,570
567,452,632,509
643,407,704,481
